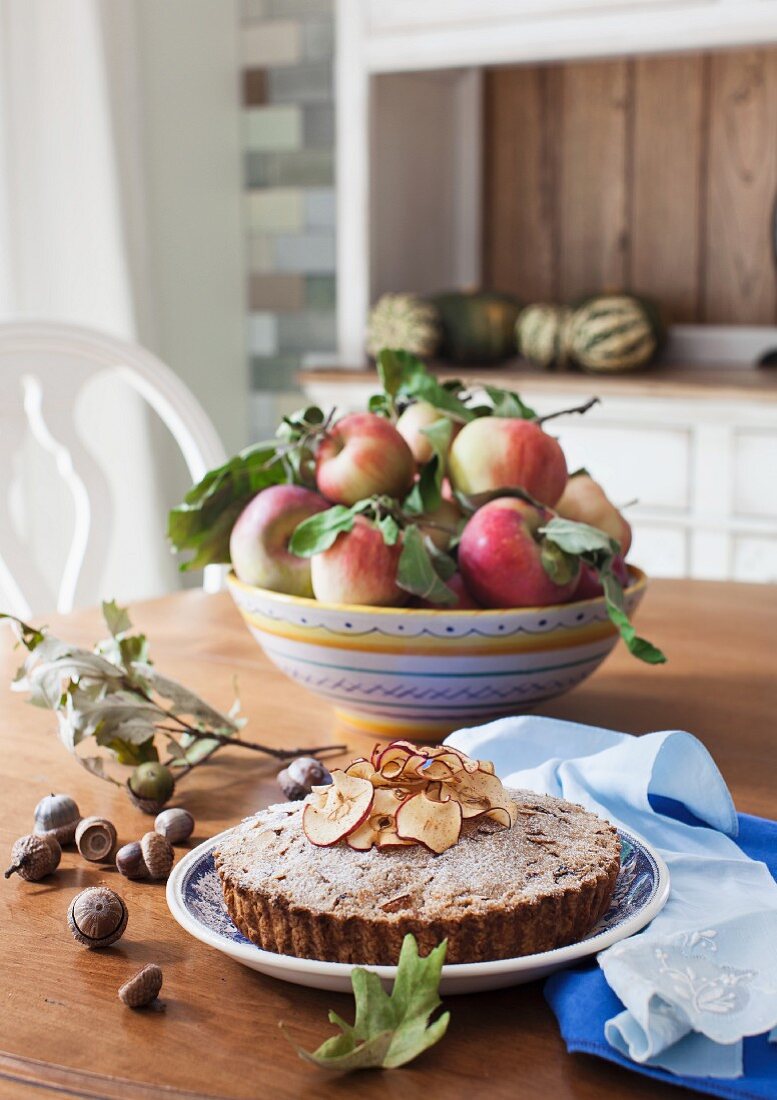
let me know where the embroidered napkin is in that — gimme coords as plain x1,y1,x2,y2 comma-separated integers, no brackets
445,716,777,1083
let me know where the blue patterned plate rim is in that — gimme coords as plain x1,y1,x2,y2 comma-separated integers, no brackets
167,824,670,979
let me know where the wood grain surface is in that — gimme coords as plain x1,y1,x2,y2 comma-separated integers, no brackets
484,47,777,325
1,583,775,1100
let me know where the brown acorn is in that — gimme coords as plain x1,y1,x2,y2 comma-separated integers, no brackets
154,808,194,846
68,886,128,948
140,832,174,881
4,833,61,881
75,816,117,863
118,963,163,1008
115,841,148,881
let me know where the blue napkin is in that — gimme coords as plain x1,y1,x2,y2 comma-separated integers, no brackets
445,717,777,1090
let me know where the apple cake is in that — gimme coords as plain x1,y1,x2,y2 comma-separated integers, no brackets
215,742,620,965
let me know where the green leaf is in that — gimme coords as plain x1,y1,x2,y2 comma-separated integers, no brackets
103,736,159,766
289,505,359,557
167,440,293,571
101,600,132,638
396,526,457,606
483,385,537,420
403,418,453,515
0,613,46,652
602,572,667,665
539,517,667,665
285,934,450,1072
538,516,619,558
377,350,475,422
377,514,401,546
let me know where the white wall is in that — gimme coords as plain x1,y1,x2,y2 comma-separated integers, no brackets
134,0,248,456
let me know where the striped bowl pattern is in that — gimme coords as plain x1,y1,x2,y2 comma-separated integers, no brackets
227,568,647,738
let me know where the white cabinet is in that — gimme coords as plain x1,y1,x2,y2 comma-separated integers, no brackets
300,374,777,582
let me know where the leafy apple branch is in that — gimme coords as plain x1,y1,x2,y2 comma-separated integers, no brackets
1,601,345,789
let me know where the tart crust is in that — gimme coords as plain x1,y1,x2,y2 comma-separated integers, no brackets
215,789,620,965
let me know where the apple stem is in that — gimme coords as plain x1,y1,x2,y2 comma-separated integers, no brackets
535,396,600,426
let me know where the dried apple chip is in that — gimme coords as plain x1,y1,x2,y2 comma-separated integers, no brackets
395,791,463,854
302,771,374,847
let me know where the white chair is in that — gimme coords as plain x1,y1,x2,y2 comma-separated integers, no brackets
0,320,227,617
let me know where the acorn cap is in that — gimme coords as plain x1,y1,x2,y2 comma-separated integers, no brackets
140,832,174,880
75,816,117,863
4,834,61,881
118,963,163,1008
68,886,128,948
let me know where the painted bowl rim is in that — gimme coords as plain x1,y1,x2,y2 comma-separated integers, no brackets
226,564,647,618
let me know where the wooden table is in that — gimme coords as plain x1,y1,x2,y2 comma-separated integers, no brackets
1,581,775,1100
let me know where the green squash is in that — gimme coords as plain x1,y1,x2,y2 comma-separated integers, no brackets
566,294,661,374
516,303,574,370
428,290,522,363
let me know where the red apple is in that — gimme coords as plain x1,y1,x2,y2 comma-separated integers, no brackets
396,401,458,465
458,497,580,608
573,555,631,600
448,417,568,506
420,572,480,610
229,484,328,596
556,474,632,556
315,412,415,505
311,515,408,606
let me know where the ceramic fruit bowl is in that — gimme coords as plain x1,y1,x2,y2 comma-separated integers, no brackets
227,567,647,739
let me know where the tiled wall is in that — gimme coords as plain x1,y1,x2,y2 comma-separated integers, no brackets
240,0,336,434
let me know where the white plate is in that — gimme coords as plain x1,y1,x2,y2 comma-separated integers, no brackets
166,825,669,995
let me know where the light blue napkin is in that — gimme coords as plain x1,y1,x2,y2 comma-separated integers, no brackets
446,716,777,1079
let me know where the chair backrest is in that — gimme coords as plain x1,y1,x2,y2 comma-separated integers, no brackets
0,320,227,617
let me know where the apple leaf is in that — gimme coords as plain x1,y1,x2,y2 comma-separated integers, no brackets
403,417,453,515
397,525,457,606
377,514,401,546
539,516,667,665
284,934,450,1072
288,505,359,557
375,350,475,422
101,599,132,639
483,385,537,420
167,441,292,570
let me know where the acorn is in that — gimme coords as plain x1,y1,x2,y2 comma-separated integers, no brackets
115,841,148,881
68,886,127,948
277,756,332,801
75,816,117,863
140,832,174,881
33,793,81,845
5,833,61,881
118,963,163,1008
127,763,175,814
154,808,195,846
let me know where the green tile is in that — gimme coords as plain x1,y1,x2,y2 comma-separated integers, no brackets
266,0,332,16
246,149,334,188
251,354,301,390
246,188,304,233
302,103,334,148
268,62,332,104
277,309,336,352
305,275,336,310
302,19,334,61
245,105,302,151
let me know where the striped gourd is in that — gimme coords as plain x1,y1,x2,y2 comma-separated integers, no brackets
516,303,573,370
566,295,658,373
366,293,441,360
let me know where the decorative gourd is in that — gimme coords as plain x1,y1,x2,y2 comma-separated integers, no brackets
566,295,659,373
515,303,573,370
428,290,521,363
366,293,441,360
